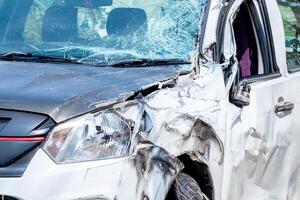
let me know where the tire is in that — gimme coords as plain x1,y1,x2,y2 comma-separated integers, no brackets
166,172,208,200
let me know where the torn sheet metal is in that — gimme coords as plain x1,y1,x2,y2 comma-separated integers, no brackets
201,0,226,61
115,143,184,200
104,63,227,200
109,58,300,200
140,64,226,164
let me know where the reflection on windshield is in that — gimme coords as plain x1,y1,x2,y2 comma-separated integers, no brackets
0,0,208,66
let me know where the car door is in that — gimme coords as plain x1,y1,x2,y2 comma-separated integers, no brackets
216,1,295,199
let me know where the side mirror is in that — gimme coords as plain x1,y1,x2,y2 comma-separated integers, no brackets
231,83,251,107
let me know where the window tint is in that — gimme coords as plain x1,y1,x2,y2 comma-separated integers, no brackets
277,0,300,70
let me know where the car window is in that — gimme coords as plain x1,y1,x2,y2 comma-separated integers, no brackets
233,2,260,78
277,0,300,70
23,0,202,43
5,0,208,66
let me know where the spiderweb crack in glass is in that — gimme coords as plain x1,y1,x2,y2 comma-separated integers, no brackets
3,0,208,67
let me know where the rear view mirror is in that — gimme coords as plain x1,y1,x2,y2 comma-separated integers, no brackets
229,63,251,107
66,0,113,8
231,83,251,107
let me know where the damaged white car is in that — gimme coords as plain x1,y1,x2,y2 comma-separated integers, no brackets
0,0,299,199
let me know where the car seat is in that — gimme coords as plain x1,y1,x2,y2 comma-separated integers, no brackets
106,8,147,36
42,5,78,42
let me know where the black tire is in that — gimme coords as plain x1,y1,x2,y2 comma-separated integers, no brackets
166,172,207,200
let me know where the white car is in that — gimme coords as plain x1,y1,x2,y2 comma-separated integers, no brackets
0,0,299,199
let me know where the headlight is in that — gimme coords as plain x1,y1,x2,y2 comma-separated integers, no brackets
43,111,132,163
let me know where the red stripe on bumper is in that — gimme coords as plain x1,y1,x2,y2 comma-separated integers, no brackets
0,137,45,142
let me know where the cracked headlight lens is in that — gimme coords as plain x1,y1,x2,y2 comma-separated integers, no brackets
43,111,132,163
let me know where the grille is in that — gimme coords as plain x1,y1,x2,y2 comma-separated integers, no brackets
0,110,54,177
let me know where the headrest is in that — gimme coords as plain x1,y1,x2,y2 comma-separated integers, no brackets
106,8,147,35
42,6,78,42
65,0,112,8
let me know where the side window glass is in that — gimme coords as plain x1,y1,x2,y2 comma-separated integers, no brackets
277,0,300,70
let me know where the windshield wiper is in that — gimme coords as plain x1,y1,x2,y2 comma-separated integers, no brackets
110,59,191,68
0,52,81,65
0,52,192,68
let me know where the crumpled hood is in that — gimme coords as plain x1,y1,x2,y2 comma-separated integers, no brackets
0,61,181,122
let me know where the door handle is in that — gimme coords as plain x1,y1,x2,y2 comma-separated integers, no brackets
275,101,295,113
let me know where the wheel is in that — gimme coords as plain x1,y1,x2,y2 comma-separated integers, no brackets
166,172,208,200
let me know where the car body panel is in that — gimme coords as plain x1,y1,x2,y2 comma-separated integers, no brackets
221,0,300,199
286,71,300,200
0,61,180,122
226,73,293,199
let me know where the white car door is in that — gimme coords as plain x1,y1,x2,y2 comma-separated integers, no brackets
216,1,295,199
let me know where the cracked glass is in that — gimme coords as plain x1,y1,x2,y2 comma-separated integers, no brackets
0,0,208,66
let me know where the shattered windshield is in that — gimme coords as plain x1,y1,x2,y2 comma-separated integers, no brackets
0,0,208,66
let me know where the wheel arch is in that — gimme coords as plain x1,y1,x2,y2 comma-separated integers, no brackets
173,154,215,200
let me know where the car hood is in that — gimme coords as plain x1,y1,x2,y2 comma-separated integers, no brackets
0,61,181,122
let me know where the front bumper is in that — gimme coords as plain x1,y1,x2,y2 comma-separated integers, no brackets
0,149,127,200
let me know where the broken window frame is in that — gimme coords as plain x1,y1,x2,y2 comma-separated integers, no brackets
217,0,281,86
215,0,283,108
